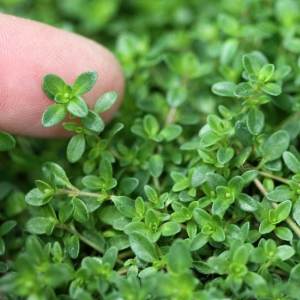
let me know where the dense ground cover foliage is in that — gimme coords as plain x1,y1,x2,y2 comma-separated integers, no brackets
2,0,300,299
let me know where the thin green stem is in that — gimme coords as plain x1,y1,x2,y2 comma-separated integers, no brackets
254,179,300,238
58,223,104,253
153,176,160,191
117,267,128,275
59,223,125,264
165,107,177,125
165,77,188,125
118,249,133,260
285,218,300,239
258,171,290,185
56,188,103,199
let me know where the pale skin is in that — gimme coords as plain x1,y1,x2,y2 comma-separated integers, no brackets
0,14,124,137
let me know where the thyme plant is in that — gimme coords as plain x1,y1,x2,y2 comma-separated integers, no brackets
2,1,300,299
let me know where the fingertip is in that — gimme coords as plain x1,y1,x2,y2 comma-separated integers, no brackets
0,14,124,137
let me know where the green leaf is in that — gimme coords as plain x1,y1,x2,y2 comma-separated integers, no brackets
211,81,236,97
108,122,124,138
191,165,210,187
42,162,72,188
26,217,56,235
0,132,16,152
4,191,25,216
143,114,159,138
59,201,74,223
259,220,275,234
35,180,52,193
0,220,17,236
63,122,83,133
165,52,202,79
293,200,300,226
193,208,212,225
220,39,239,65
65,235,80,259
241,169,258,184
246,108,264,135
274,200,292,223
234,82,253,97
135,197,145,217
242,52,267,77
144,185,159,203
207,114,223,132
284,37,300,53
167,239,192,273
67,96,89,117
233,245,249,265
283,151,300,173
0,238,5,255
52,241,63,261
129,232,158,263
99,159,117,190
72,71,98,95
245,272,268,292
262,130,290,162
25,188,52,206
166,86,187,108
42,104,67,127
235,120,252,146
228,176,244,195
290,264,300,282
119,177,139,195
159,124,182,141
43,74,66,98
200,131,221,147
67,134,86,163
161,222,181,237
145,209,159,232
267,186,291,202
212,189,233,217
262,82,282,96
111,196,135,218
94,91,118,113
171,172,189,192
103,247,118,268
218,14,239,36
82,111,104,133
238,193,258,212
217,147,234,164
83,174,108,192
190,233,208,251
258,64,275,82
72,198,89,223
277,245,295,260
274,226,293,241
149,155,164,177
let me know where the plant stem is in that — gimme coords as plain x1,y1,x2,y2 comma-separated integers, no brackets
254,179,300,238
258,171,290,185
58,223,104,253
117,267,128,275
118,249,133,260
165,107,177,125
153,176,160,191
56,188,102,199
59,223,126,264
